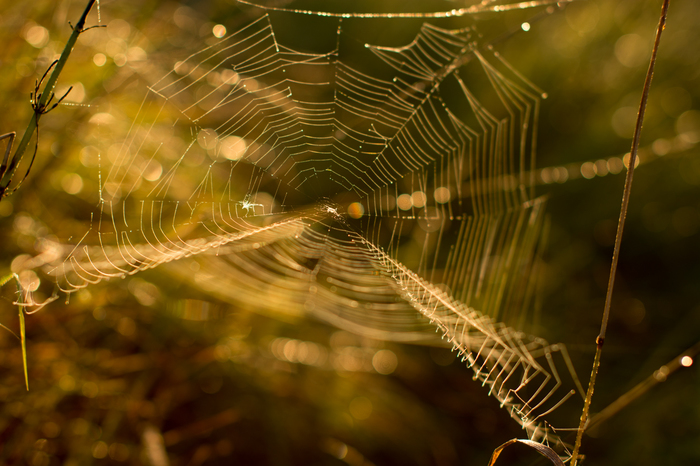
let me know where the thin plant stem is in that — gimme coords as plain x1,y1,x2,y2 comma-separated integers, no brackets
570,1,670,464
0,0,97,190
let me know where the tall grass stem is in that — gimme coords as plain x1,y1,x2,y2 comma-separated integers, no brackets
570,1,670,463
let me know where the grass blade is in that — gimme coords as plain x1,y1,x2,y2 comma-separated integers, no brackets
14,275,29,391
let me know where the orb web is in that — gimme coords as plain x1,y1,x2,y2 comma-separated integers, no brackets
47,2,583,454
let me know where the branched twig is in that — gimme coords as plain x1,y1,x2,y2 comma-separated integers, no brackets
570,1,671,464
0,0,98,198
30,60,75,118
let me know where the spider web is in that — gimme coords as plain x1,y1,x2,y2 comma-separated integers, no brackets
46,0,584,453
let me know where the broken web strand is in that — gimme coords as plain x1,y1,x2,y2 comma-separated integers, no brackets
237,0,578,19
49,3,584,453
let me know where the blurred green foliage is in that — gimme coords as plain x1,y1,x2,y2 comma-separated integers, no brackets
0,1,699,465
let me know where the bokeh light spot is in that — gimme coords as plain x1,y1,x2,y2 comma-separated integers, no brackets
24,24,49,48
411,191,426,208
347,202,364,219
93,53,107,66
197,128,218,151
221,136,247,160
580,161,596,179
397,194,412,210
213,24,227,38
434,186,451,203
62,173,84,195
614,34,647,68
372,349,397,375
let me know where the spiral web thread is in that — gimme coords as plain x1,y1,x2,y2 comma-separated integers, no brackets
46,2,583,453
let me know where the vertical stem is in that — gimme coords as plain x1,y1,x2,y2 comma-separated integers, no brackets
570,1,670,464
